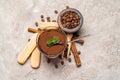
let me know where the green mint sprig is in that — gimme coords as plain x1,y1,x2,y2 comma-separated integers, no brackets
46,36,59,46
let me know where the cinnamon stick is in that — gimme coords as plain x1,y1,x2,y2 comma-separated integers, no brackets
71,42,81,67
28,28,39,33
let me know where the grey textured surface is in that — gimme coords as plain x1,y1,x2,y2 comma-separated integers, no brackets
0,0,120,80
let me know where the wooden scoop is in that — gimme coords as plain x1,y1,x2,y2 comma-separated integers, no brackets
66,34,73,59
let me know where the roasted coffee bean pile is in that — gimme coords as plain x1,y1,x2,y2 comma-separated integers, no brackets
61,11,80,29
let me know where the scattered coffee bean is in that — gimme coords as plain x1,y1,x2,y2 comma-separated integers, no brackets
40,15,44,18
58,55,62,59
54,10,58,14
46,17,51,22
47,20,51,22
64,47,68,58
73,32,79,37
41,19,45,22
78,51,81,55
66,6,70,9
52,20,56,22
46,17,50,20
61,61,64,65
38,28,41,31
77,64,81,67
28,39,31,42
47,58,51,63
69,52,71,56
35,22,38,27
55,64,58,68
68,58,71,62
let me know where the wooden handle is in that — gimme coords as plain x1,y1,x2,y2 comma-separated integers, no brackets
71,42,81,67
30,47,41,69
67,43,72,59
17,33,38,64
67,34,73,59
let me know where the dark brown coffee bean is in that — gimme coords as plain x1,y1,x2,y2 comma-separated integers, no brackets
54,10,58,14
58,55,62,59
69,52,71,56
41,19,45,22
47,58,51,63
35,22,38,27
55,64,58,68
52,20,56,22
46,17,50,20
38,28,41,31
40,15,44,18
68,58,71,62
61,61,64,65
46,17,51,22
73,32,79,37
47,20,51,22
28,39,31,42
69,15,73,18
78,51,81,55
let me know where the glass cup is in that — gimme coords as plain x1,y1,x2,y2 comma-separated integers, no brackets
36,28,67,58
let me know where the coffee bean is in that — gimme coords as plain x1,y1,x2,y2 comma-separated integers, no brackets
61,61,64,65
35,22,38,27
28,39,31,42
46,17,51,22
78,51,81,55
64,48,68,58
38,28,41,31
47,20,51,22
47,58,51,63
40,15,44,18
68,58,71,62
69,52,71,56
58,55,62,59
55,64,58,68
52,20,56,22
54,10,58,14
41,19,45,22
73,32,79,37
46,17,50,20
66,6,69,9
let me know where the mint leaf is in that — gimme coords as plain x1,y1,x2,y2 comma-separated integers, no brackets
46,40,52,45
46,36,59,46
52,36,58,43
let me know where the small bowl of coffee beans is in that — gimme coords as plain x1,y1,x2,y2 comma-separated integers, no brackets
57,8,83,33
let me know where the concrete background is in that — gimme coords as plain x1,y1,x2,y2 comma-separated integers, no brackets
0,0,120,80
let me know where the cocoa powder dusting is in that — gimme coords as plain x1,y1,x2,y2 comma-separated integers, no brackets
38,30,66,55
